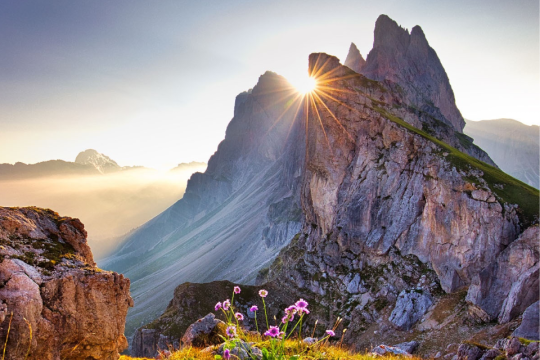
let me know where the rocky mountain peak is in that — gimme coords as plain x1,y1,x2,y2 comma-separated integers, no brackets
362,14,465,133
344,42,366,73
75,149,121,174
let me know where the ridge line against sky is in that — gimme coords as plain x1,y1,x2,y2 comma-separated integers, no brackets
0,0,538,169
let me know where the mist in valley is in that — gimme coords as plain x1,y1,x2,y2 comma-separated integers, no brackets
0,163,207,260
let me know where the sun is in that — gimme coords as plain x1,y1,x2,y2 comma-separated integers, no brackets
291,76,317,94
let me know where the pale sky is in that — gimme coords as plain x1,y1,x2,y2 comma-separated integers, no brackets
1,0,538,169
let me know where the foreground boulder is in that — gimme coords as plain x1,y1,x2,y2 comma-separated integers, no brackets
0,207,133,360
181,313,227,347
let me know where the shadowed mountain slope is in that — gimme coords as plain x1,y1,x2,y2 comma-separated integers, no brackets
102,72,306,335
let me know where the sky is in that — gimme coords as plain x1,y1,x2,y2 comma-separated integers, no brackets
1,0,538,170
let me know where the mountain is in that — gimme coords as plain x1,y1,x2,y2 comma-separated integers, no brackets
344,42,366,73
128,15,539,357
170,161,207,172
464,118,539,188
0,160,100,179
75,149,122,173
0,149,124,179
361,15,465,133
101,71,306,336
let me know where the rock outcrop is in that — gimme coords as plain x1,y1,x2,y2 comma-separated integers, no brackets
466,226,539,323
512,301,539,340
0,207,133,360
389,290,434,330
456,337,539,360
344,42,366,73
361,15,466,132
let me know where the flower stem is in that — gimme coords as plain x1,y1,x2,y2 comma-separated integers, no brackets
262,298,269,330
254,311,259,334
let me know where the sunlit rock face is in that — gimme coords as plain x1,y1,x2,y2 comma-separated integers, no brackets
361,15,466,133
102,71,306,337
0,207,133,360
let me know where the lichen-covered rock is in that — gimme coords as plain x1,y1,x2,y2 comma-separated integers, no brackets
181,313,227,347
0,207,133,360
389,290,433,330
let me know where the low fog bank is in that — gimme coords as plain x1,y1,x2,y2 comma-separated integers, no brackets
0,163,207,260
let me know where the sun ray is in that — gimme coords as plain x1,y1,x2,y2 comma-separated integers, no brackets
309,93,334,156
311,91,355,143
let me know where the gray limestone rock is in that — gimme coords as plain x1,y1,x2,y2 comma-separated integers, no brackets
457,343,485,360
394,341,420,354
507,337,523,356
389,290,433,330
372,344,412,357
513,301,540,340
479,349,502,360
467,227,539,322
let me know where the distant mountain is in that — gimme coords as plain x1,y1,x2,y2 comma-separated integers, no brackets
75,149,121,174
0,149,150,179
0,160,100,179
0,151,207,259
169,161,207,172
464,118,539,188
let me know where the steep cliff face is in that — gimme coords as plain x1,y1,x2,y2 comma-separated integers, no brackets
361,15,466,133
464,118,539,188
0,207,133,360
102,71,306,336
259,52,538,352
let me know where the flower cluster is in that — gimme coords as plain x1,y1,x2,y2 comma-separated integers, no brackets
215,285,337,360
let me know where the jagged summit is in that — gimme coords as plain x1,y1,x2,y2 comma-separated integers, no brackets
361,14,465,133
344,42,366,73
75,149,121,174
